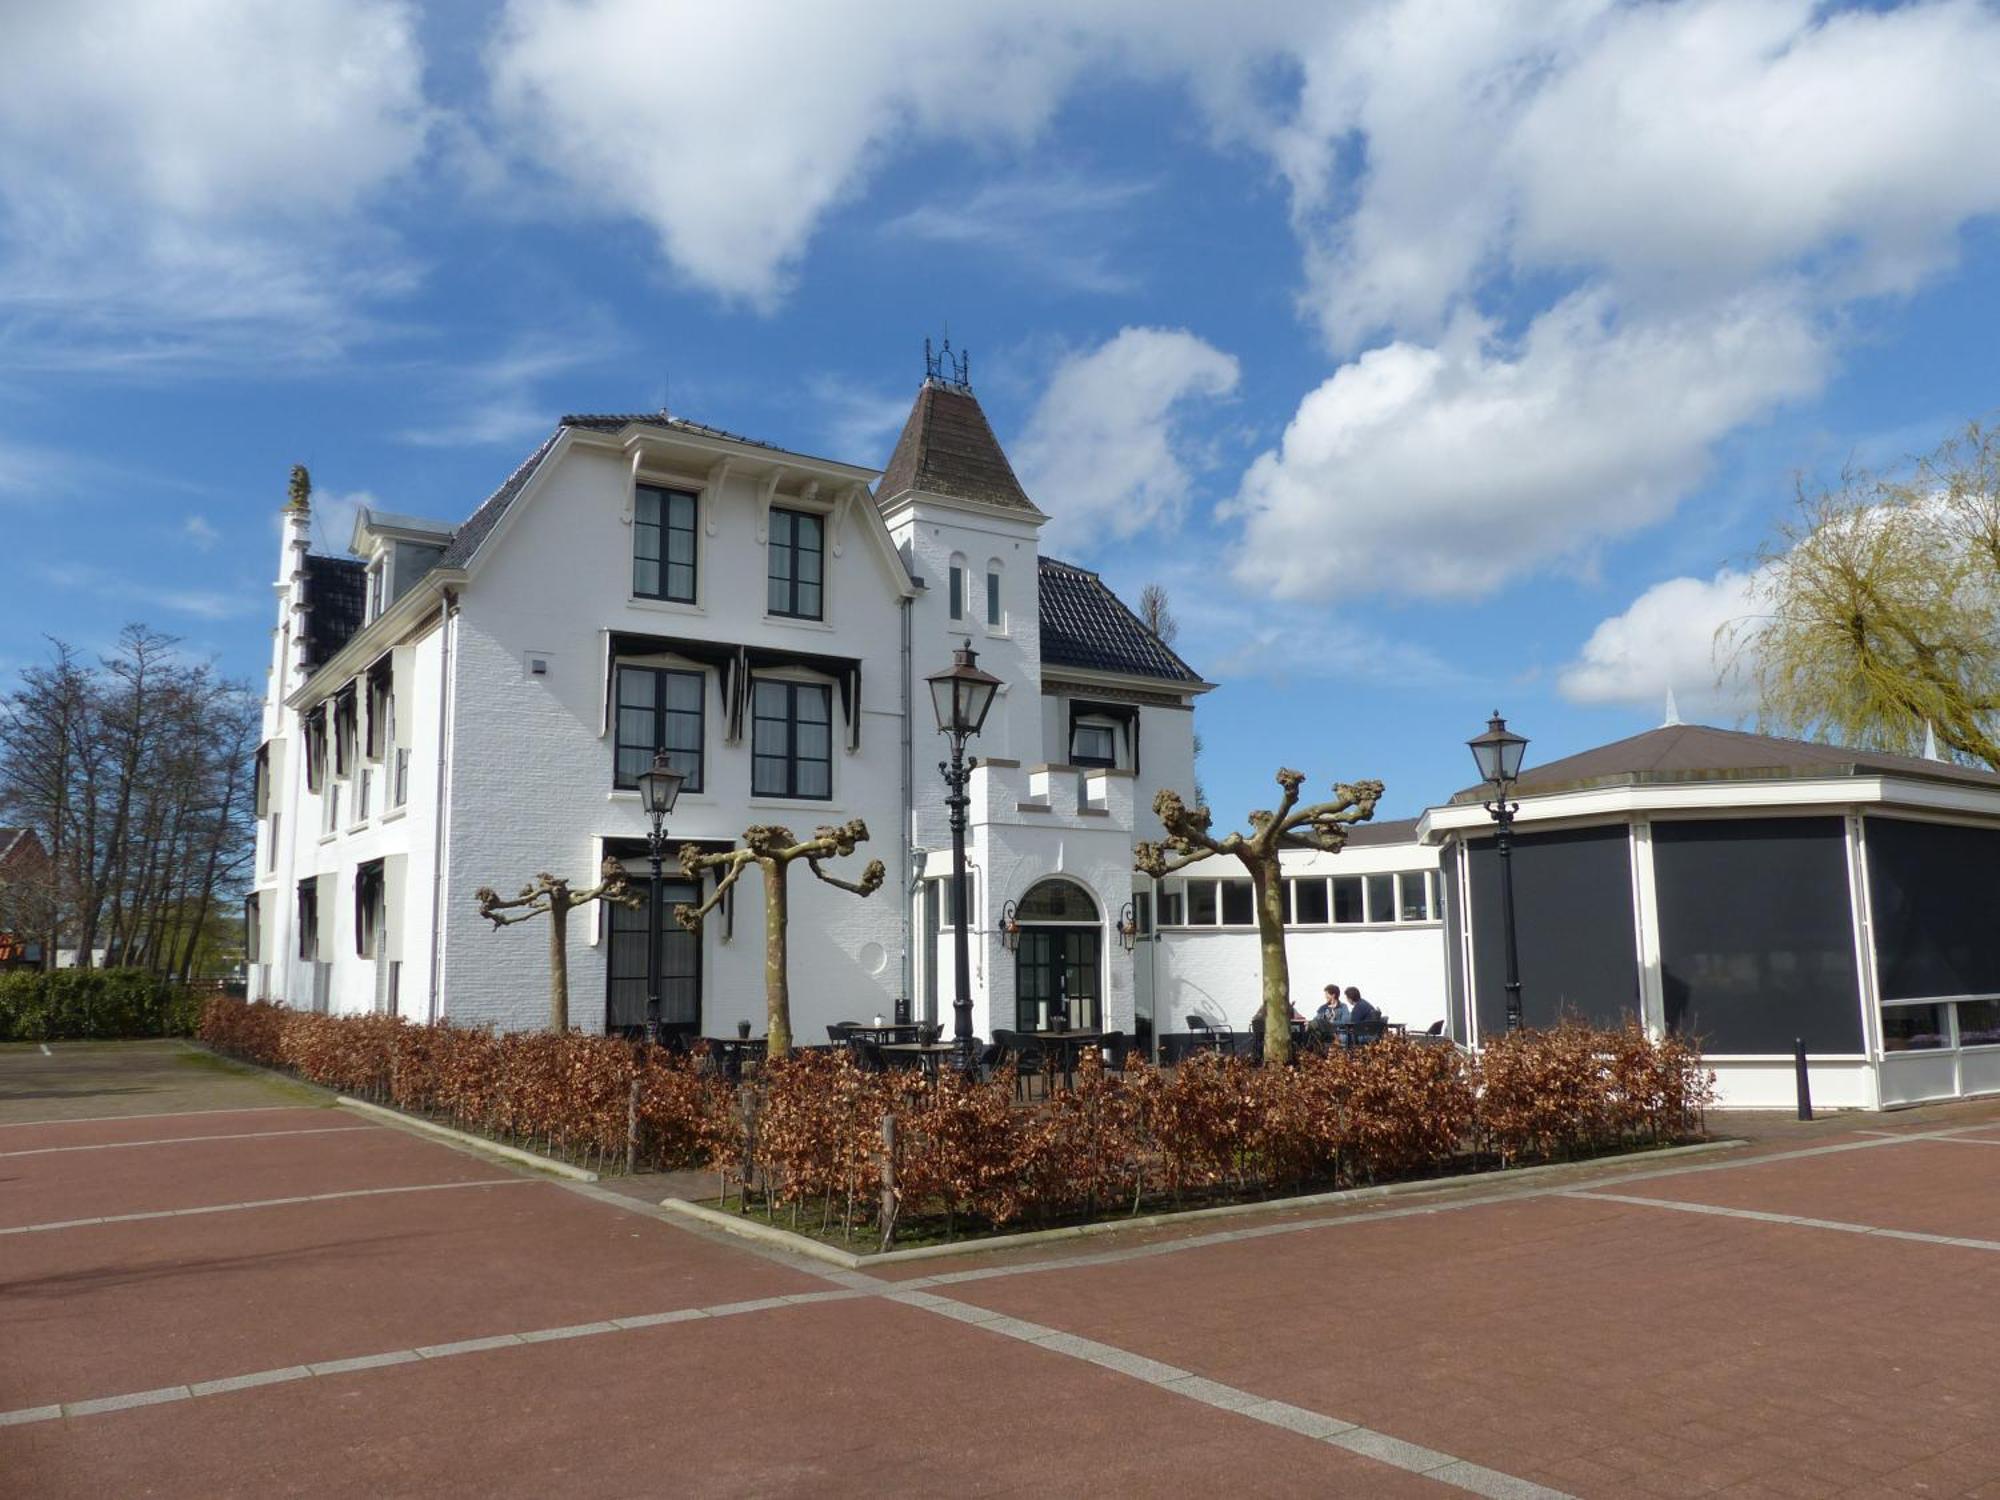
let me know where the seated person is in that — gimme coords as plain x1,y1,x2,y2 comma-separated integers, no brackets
1311,983,1348,1040
1344,986,1383,1033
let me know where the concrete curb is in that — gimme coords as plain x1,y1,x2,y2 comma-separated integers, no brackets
335,1097,599,1182
658,1135,1747,1269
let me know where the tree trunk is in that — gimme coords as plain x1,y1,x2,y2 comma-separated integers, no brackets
763,861,791,1055
1252,860,1292,1065
547,896,570,1032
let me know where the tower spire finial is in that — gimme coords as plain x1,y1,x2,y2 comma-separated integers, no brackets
285,464,311,516
924,334,971,392
1662,687,1682,728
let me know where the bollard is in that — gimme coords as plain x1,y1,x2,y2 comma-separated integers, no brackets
1794,1037,1813,1121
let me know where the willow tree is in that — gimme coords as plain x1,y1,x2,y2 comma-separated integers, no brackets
675,821,886,1057
1735,419,2000,768
475,858,641,1031
1137,769,1383,1065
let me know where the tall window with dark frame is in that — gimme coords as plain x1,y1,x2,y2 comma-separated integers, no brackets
297,880,319,961
614,665,704,791
767,507,824,619
751,680,832,799
633,485,698,602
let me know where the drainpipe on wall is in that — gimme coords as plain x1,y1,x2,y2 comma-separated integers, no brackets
426,588,459,1023
899,593,915,1018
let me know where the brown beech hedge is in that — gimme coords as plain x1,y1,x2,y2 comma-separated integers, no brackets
199,998,1711,1238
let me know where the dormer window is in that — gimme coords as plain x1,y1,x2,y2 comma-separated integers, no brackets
1071,718,1118,768
635,485,698,603
767,508,823,619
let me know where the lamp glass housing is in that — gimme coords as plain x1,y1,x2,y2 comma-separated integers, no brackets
637,753,686,818
927,644,1002,737
1468,712,1529,787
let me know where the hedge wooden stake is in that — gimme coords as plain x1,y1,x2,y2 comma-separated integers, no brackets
878,1112,899,1252
625,1074,641,1175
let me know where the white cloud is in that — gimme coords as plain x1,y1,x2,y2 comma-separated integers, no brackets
1274,0,2000,347
182,515,221,551
882,173,1155,293
1228,287,1826,601
807,378,913,466
488,2,1109,309
308,490,376,558
35,562,251,623
1558,566,1768,715
1013,327,1240,551
395,337,609,449
0,0,432,371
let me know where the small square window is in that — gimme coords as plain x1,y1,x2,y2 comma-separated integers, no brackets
1187,881,1219,926
1365,873,1396,923
1332,876,1364,924
1220,879,1254,926
1291,878,1330,925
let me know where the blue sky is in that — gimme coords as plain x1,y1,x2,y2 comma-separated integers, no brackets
5,1,2000,825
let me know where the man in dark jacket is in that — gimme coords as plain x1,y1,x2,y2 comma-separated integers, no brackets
1344,986,1383,1037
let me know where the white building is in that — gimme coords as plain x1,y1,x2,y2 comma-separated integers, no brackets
248,358,2000,1111
252,361,1315,1051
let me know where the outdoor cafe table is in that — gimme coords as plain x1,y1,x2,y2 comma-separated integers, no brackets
878,1041,960,1079
848,1022,924,1045
705,1035,767,1079
1035,1027,1104,1090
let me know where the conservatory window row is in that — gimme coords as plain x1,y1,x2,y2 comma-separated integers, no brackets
1156,870,1439,929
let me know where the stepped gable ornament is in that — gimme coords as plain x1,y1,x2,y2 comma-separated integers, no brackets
925,335,971,392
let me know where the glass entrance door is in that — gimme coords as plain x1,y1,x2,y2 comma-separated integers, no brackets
1016,928,1101,1032
607,878,702,1035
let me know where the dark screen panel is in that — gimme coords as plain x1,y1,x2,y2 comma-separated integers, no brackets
1439,844,1466,1040
1467,825,1639,1036
1867,817,2000,1001
1653,817,1861,1054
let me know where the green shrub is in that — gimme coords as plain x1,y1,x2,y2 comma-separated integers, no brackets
0,969,197,1041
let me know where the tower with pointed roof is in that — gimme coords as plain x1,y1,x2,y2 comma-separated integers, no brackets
876,348,1048,844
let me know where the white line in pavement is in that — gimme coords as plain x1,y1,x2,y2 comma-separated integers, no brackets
881,1287,1572,1498
0,1177,537,1236
0,1289,869,1427
1564,1189,2000,1252
0,1126,374,1158
0,1106,327,1130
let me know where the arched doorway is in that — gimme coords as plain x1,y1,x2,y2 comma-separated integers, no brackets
1013,877,1101,1033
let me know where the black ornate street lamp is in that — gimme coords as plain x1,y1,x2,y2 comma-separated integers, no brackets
1468,711,1529,1033
927,642,1001,1068
637,751,686,1045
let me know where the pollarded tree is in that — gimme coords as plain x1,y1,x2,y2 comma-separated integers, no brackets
1136,769,1384,1065
675,821,886,1057
475,858,641,1032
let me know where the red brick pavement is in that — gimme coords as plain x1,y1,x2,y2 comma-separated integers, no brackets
1,1299,1451,1500
948,1190,2000,1496
0,1120,509,1229
1,1175,820,1409
9,1046,2000,1499
1589,1135,2000,1241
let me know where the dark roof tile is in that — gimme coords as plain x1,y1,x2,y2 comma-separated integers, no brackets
876,381,1043,516
1450,722,2000,803
301,556,367,669
1038,557,1203,685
